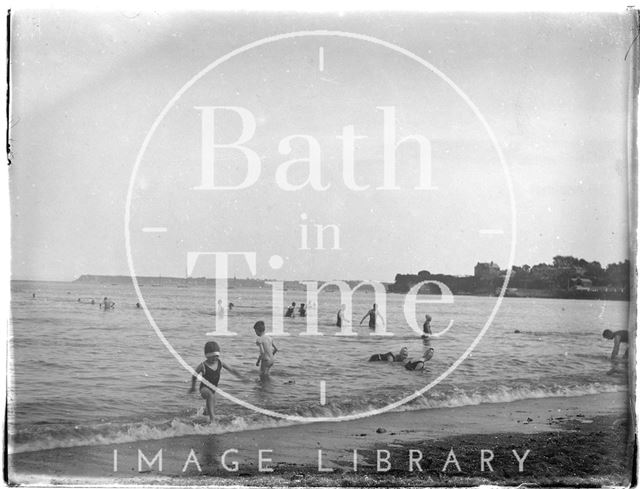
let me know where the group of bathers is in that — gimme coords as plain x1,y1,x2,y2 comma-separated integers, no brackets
368,346,434,370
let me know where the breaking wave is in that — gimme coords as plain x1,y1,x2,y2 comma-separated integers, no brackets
9,382,625,454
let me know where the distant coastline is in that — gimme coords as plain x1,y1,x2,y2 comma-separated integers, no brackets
73,274,270,288
389,255,630,301
15,251,633,303
58,266,631,301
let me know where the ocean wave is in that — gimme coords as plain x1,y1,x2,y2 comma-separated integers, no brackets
400,382,626,410
9,382,626,454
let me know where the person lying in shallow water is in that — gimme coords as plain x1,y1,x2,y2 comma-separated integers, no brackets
368,347,409,362
404,347,435,370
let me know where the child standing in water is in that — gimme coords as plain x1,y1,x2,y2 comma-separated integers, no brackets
189,341,242,423
422,314,432,336
254,321,278,380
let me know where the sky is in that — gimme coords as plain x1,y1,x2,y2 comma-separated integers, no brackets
8,10,634,282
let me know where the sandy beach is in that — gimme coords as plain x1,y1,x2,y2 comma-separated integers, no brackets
9,391,632,486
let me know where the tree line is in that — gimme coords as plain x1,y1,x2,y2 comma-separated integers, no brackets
508,255,629,290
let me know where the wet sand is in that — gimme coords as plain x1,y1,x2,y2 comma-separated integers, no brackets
9,391,633,486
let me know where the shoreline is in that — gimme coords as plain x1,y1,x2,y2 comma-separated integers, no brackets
14,278,630,302
9,391,632,486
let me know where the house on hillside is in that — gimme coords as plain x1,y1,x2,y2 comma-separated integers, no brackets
474,262,500,281
569,277,593,290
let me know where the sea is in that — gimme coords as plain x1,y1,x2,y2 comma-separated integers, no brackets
8,280,630,454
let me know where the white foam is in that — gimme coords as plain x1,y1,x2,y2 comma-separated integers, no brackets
9,382,626,454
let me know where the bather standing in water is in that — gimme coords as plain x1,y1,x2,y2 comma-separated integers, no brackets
359,303,385,330
100,297,115,310
422,314,432,335
336,304,351,328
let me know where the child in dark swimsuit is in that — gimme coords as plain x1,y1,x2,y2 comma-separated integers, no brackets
189,341,242,423
422,314,432,335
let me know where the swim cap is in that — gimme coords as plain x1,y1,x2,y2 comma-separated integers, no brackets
423,348,435,362
204,341,221,358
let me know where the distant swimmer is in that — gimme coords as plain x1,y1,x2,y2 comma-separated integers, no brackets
99,297,115,310
32,293,36,299
369,347,409,362
189,341,243,424
298,303,307,318
136,302,141,309
285,302,296,318
228,302,234,311
404,348,435,371
359,303,385,330
254,321,278,381
216,299,226,318
422,314,432,336
336,304,351,328
603,329,629,361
